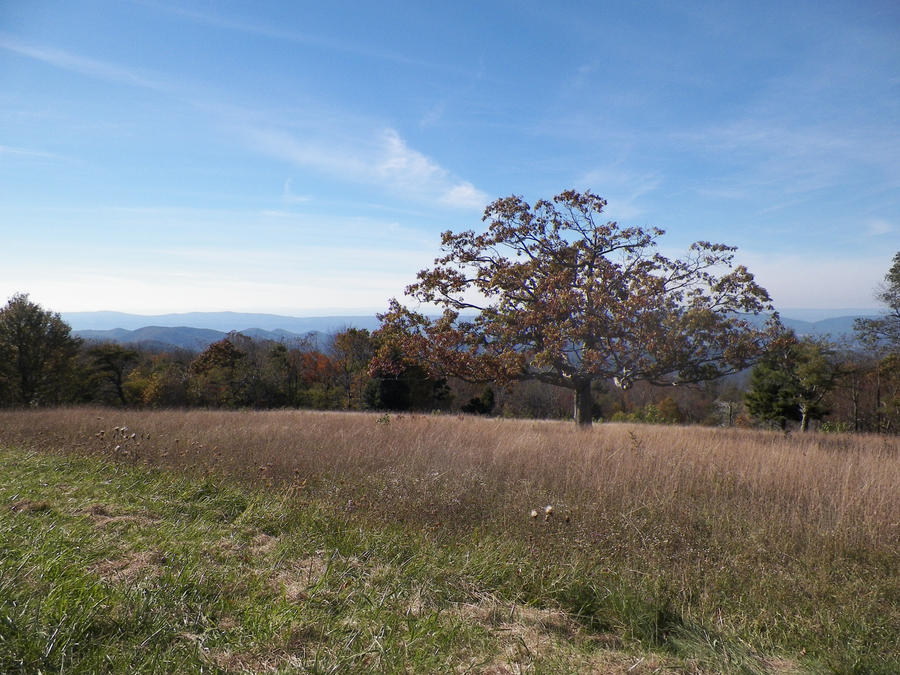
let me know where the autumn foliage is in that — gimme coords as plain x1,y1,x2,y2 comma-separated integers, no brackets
376,190,781,425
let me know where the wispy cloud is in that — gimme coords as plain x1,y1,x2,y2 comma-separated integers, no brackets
1,31,486,212
0,33,169,92
866,219,895,237
281,179,312,205
576,167,661,221
678,114,900,200
245,127,369,176
246,126,488,210
419,102,446,129
0,144,69,161
139,1,464,75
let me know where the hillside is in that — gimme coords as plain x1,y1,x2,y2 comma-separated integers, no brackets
75,326,229,351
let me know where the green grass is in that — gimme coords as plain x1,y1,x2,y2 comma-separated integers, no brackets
1,446,703,674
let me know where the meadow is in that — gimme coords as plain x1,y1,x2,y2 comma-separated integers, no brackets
1,408,898,673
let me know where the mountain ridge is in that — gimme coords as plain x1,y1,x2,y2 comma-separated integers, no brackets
63,311,383,333
68,311,881,352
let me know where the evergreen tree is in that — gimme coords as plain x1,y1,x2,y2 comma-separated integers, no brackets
461,385,495,415
745,336,838,431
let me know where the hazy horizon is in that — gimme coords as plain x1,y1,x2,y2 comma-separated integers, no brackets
58,305,883,331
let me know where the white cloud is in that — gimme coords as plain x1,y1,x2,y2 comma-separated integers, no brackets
439,182,488,210
377,129,444,188
245,125,487,209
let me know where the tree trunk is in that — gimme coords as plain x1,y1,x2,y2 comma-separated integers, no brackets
573,378,593,427
799,407,809,432
875,361,883,432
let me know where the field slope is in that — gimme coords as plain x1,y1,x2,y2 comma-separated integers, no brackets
1,408,898,673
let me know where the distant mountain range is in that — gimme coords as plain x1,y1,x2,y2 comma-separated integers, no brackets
67,312,382,352
66,310,880,353
64,311,382,333
770,314,876,340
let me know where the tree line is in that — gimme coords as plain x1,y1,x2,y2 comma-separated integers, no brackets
0,299,447,413
0,290,897,432
2,190,897,432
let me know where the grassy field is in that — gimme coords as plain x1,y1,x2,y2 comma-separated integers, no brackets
0,408,898,673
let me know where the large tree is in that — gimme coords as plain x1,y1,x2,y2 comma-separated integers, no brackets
187,338,250,407
0,293,82,406
376,190,779,425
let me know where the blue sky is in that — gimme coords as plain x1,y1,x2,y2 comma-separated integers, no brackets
1,0,898,317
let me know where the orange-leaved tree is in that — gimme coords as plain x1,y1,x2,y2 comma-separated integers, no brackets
375,189,781,426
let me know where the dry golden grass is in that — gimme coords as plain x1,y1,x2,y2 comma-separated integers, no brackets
0,408,900,546
1,407,896,552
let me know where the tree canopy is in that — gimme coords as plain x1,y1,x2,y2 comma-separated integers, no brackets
376,190,780,425
0,293,82,406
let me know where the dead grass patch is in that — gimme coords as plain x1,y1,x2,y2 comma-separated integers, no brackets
9,499,51,513
451,596,672,673
249,532,278,556
272,555,328,602
208,648,305,674
761,657,805,674
90,550,167,584
80,503,160,528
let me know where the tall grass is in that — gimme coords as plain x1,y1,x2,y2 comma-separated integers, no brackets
1,407,898,671
2,408,895,548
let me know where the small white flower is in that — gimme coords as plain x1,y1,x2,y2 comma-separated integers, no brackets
530,509,539,519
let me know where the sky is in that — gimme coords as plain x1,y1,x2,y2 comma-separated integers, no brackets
1,0,899,319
